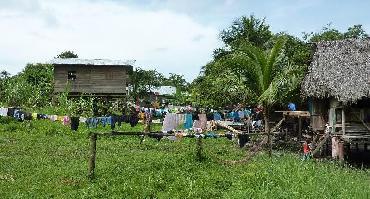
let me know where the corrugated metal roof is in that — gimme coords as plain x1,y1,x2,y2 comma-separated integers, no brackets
151,86,176,95
50,58,135,66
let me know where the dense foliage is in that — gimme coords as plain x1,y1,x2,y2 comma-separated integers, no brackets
1,64,54,108
191,16,307,109
190,16,369,109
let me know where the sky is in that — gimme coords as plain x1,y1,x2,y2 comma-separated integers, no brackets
1,0,370,81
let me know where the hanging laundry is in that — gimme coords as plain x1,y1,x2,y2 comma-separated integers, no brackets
233,111,240,122
184,114,193,129
238,110,245,119
7,108,17,117
63,116,70,126
0,108,8,117
184,113,193,129
70,117,80,131
57,116,63,123
130,112,139,127
14,110,25,121
49,115,58,122
198,114,207,130
100,117,107,127
37,114,48,119
110,115,117,130
244,109,251,118
117,114,124,127
213,113,222,121
32,113,38,120
79,117,87,123
85,118,98,128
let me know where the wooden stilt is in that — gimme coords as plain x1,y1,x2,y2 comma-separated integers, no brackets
298,116,302,140
338,141,344,162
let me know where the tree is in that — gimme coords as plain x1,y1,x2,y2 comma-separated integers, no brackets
162,73,188,91
220,15,273,49
1,64,54,107
56,51,78,58
214,15,273,60
230,37,305,156
0,70,10,104
304,24,369,42
0,70,10,79
129,67,164,100
344,24,369,39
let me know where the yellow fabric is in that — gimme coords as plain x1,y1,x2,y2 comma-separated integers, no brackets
139,112,145,120
57,116,64,122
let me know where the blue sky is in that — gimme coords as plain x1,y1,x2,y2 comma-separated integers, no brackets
1,0,369,81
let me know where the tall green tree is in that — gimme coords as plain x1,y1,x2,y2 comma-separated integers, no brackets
214,15,273,60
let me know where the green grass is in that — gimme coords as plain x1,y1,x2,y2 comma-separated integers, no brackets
0,117,369,198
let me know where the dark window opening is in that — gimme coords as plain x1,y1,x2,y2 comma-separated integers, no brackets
68,71,76,81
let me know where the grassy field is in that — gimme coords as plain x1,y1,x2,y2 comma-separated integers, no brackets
0,117,369,198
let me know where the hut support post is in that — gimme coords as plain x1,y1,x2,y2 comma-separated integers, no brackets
341,109,345,135
338,141,345,162
88,133,97,180
298,116,302,140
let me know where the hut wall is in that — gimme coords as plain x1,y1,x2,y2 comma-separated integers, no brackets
54,65,130,95
343,98,370,135
310,98,329,132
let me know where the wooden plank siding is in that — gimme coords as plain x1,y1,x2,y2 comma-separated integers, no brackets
54,64,131,95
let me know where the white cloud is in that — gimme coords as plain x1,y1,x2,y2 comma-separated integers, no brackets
0,0,220,81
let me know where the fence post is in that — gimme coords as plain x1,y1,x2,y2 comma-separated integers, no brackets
88,133,97,180
196,136,204,161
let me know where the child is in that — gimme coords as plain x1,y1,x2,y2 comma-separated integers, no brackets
302,138,312,160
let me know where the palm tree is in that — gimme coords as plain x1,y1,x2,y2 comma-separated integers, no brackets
229,37,305,156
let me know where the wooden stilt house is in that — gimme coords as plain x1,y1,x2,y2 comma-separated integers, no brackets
51,58,134,97
302,39,370,144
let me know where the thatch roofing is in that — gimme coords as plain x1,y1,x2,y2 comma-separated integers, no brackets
302,39,370,103
50,58,135,66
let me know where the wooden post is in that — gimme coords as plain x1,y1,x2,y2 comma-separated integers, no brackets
88,133,97,180
298,116,302,140
195,136,204,161
341,109,345,135
338,141,344,162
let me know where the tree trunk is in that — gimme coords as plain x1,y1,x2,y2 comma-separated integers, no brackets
263,106,272,157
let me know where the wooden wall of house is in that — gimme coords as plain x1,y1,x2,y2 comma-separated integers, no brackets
310,98,329,132
54,64,131,94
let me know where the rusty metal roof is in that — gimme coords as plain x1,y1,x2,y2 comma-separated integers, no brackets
50,58,135,66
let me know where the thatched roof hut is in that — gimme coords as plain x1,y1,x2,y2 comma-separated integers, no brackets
302,39,370,103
